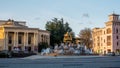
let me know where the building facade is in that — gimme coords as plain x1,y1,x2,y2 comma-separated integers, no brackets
0,19,50,52
92,13,120,54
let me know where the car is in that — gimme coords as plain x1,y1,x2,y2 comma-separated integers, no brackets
0,50,12,58
106,52,115,56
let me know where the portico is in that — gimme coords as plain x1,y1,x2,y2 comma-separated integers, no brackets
0,19,50,52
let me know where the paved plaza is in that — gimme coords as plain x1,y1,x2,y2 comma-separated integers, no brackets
0,55,120,68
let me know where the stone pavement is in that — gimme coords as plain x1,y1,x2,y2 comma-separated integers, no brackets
1,55,120,68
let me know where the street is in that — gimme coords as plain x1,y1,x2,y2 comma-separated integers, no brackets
0,56,120,68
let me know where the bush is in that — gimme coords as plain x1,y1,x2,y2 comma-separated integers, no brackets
38,42,49,52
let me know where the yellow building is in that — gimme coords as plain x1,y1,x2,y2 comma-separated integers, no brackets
0,19,50,52
92,13,120,54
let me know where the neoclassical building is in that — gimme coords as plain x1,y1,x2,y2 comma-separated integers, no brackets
92,13,120,54
0,19,50,52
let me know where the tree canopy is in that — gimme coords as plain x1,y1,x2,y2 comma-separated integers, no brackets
79,28,92,49
45,18,74,47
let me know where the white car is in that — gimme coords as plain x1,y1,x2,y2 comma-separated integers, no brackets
106,52,115,56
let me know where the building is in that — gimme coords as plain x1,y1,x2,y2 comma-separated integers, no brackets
0,19,50,52
92,13,120,54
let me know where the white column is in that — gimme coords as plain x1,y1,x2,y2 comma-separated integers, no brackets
36,33,38,52
6,32,8,50
26,32,28,46
14,32,18,47
14,32,16,46
16,32,18,46
34,33,36,46
36,33,38,45
34,32,38,52
4,32,8,50
23,32,28,51
23,32,26,50
33,32,36,51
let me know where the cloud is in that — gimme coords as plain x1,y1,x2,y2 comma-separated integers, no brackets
82,13,90,18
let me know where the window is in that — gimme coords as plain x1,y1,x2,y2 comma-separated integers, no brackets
117,42,119,46
104,31,105,34
18,36,22,44
116,28,118,33
107,49,111,53
97,37,100,41
41,35,43,37
107,28,111,34
107,36,111,42
116,36,119,39
107,36,111,46
98,43,100,46
8,36,12,44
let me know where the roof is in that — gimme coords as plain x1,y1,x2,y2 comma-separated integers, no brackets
0,19,28,28
0,19,50,34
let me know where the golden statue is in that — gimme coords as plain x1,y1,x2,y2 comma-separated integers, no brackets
63,32,72,43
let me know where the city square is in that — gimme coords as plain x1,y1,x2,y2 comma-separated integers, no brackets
0,0,120,68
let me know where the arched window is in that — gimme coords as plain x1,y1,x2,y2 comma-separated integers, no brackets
116,36,119,39
116,28,118,33
117,42,119,46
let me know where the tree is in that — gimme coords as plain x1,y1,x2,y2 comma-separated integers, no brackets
45,18,74,47
38,42,48,52
79,28,92,49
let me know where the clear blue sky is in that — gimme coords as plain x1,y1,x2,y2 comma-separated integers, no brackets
0,0,120,35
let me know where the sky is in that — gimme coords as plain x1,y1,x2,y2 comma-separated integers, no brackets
0,0,120,36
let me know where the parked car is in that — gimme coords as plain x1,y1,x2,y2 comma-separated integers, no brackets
0,50,12,58
106,52,115,56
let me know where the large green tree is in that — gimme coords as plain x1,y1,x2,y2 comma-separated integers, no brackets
45,18,74,47
79,28,92,49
